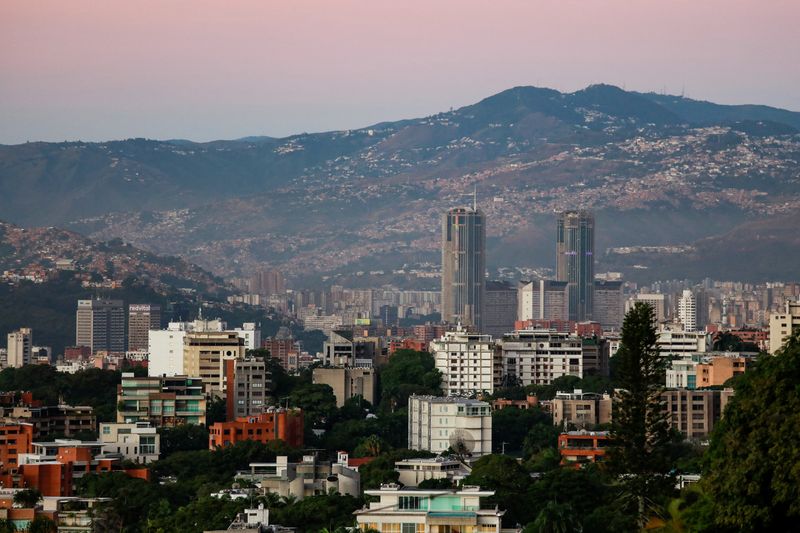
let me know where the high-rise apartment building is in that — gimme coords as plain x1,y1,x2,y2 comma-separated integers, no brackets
517,280,569,322
441,205,486,331
769,300,800,354
128,304,161,352
225,357,271,420
182,331,246,396
496,329,584,386
6,328,32,368
483,280,517,338
556,211,595,322
430,327,497,396
75,299,126,354
677,290,697,332
593,280,624,331
249,269,286,296
627,293,666,324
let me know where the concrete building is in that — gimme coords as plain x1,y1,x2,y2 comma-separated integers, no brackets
225,357,271,420
236,453,359,499
76,299,125,354
662,388,734,439
769,300,800,354
517,279,569,322
551,390,612,429
208,408,304,449
666,359,699,389
430,327,498,396
496,329,583,386
117,374,206,426
312,367,376,407
322,330,379,367
627,293,666,324
408,396,492,456
234,323,261,351
593,280,624,331
556,210,595,322
394,457,469,488
667,354,753,389
678,290,697,332
441,205,486,331
249,269,286,296
558,430,609,466
355,485,505,532
99,422,160,463
6,328,32,368
148,324,188,377
183,331,246,396
657,326,709,356
0,423,34,473
483,280,517,337
127,304,161,353
0,404,96,439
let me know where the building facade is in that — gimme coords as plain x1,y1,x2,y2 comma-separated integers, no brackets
182,331,246,396
496,329,584,386
551,390,612,429
208,408,304,449
430,327,498,396
6,328,32,368
483,280,517,338
441,206,486,331
312,367,376,408
116,374,206,426
593,280,624,331
127,304,161,353
225,357,271,420
76,299,125,354
769,300,800,354
556,210,595,322
408,396,492,456
678,290,697,332
517,279,569,322
99,422,160,463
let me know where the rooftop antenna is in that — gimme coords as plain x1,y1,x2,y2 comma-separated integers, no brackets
473,185,477,211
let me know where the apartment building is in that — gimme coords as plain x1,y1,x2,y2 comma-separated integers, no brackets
116,374,206,427
312,367,376,408
99,422,160,463
6,328,32,368
769,300,800,354
657,326,709,356
430,327,498,396
551,390,612,429
236,454,359,499
662,388,734,439
183,331,246,396
496,329,583,386
225,357,271,420
394,457,469,488
558,430,610,466
407,396,492,456
517,279,569,322
208,408,304,449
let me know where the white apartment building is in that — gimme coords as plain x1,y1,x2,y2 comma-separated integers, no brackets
6,327,32,368
657,325,709,356
769,300,800,354
408,395,492,456
355,485,504,533
148,319,246,378
395,457,470,487
666,359,699,389
99,421,160,463
496,329,583,386
234,322,261,351
677,290,697,332
430,327,497,396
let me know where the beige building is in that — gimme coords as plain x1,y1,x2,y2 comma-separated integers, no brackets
236,454,360,499
769,300,800,354
182,331,246,396
662,388,734,439
6,327,32,368
518,279,569,322
627,293,666,324
551,389,612,429
312,367,376,407
593,280,624,331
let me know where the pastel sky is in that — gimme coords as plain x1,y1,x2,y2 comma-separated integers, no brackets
2,0,799,144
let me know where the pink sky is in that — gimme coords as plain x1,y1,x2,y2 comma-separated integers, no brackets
2,0,798,144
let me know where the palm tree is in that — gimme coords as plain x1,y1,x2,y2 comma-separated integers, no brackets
526,501,582,533
13,488,42,509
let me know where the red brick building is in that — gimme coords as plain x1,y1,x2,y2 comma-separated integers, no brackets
209,408,304,449
0,423,34,473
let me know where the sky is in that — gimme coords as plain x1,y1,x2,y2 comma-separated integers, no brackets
2,0,799,145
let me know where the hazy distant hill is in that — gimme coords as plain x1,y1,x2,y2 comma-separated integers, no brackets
2,84,799,283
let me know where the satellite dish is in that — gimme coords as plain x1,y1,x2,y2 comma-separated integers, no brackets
449,429,476,457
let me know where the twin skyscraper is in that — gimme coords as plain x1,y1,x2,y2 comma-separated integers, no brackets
441,203,595,332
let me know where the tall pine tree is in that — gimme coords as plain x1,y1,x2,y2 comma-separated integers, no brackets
609,302,673,524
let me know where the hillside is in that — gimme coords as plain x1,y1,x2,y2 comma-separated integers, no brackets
2,84,800,283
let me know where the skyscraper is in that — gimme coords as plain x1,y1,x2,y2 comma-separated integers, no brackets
128,304,162,352
556,211,595,322
76,299,126,354
441,204,486,331
6,328,32,368
678,289,697,332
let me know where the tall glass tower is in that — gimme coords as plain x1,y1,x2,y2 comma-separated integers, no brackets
441,205,486,331
556,210,595,322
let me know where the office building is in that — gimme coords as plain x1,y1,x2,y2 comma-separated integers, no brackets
208,408,304,449
225,357,271,420
76,299,125,354
355,485,505,532
441,205,486,331
249,269,286,296
116,373,206,426
496,329,584,386
408,395,492,456
627,293,666,324
312,367,376,407
517,280,570,322
6,327,32,368
556,210,595,321
127,304,161,352
430,327,498,396
678,290,697,332
483,280,517,337
769,300,800,354
593,280,624,331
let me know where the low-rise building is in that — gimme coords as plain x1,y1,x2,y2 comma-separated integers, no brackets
236,454,359,499
0,402,96,439
662,388,734,439
551,390,612,429
491,395,539,411
355,485,505,532
209,408,304,449
394,457,469,488
117,374,206,427
99,422,160,463
558,430,610,466
312,367,376,408
408,396,492,456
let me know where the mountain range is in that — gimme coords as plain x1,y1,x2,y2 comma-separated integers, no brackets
2,84,799,285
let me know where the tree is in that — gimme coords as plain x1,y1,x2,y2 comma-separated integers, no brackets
159,424,209,456
206,397,227,425
608,302,673,525
378,350,441,411
463,454,533,526
353,434,388,457
697,331,800,531
0,520,16,533
13,488,42,508
525,501,583,533
27,516,57,533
